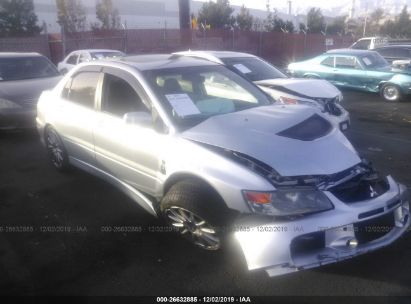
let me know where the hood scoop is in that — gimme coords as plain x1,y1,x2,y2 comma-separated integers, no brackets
277,114,332,141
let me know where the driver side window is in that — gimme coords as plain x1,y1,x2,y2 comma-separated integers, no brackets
101,73,148,117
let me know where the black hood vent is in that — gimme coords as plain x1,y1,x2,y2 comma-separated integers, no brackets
277,114,332,141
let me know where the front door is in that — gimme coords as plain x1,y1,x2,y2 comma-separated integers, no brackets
93,69,163,195
332,56,367,89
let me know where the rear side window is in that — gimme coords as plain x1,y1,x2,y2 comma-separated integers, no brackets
321,56,334,67
352,39,370,50
66,54,78,65
65,72,100,108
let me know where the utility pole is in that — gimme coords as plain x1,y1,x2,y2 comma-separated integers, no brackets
363,11,368,37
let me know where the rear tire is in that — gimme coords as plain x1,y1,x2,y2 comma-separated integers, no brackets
160,180,229,251
380,83,402,102
45,126,70,172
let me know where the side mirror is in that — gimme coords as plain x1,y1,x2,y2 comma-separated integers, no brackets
123,112,152,128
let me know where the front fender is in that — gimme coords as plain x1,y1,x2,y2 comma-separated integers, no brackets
160,138,274,214
382,74,411,95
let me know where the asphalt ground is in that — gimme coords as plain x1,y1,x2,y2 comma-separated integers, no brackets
0,89,411,297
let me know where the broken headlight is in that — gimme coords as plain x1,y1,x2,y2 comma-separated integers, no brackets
243,189,333,217
278,96,324,111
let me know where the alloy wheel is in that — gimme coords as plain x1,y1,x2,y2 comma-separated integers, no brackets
46,129,65,169
382,85,400,101
164,206,220,250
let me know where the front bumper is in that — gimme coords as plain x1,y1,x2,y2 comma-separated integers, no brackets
0,108,36,130
234,176,410,277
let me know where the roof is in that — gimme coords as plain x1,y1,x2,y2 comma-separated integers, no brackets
0,52,43,58
116,54,220,71
174,50,256,64
326,49,378,56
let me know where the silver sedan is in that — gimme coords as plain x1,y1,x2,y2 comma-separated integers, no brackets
36,54,410,277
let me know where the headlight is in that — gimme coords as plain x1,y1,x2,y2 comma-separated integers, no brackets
337,93,344,102
278,96,323,111
0,98,22,110
243,189,333,217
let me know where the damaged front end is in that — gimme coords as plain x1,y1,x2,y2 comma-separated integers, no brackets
205,144,410,277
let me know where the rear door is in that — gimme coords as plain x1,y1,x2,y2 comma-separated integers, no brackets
93,67,163,194
54,66,102,165
317,55,336,80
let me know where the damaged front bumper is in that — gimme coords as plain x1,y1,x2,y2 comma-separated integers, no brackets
234,176,410,277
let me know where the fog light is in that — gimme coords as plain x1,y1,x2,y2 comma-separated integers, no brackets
346,238,358,248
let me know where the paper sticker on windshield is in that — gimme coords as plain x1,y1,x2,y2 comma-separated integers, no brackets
233,63,252,74
165,94,201,117
363,57,372,66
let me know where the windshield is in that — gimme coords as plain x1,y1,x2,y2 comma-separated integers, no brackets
359,52,389,69
144,65,273,130
0,56,60,81
221,57,287,81
91,51,125,60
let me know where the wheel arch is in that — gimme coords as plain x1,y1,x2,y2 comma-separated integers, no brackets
162,172,231,210
303,73,321,79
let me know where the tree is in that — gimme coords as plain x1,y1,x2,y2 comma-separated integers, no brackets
396,5,411,35
271,16,294,33
380,5,411,37
299,22,307,33
252,17,264,31
0,0,41,36
56,0,87,33
263,1,274,31
235,5,253,30
93,0,121,30
327,15,347,35
307,8,325,33
197,0,234,29
366,8,384,35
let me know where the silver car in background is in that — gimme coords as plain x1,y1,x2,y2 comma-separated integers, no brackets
36,54,409,277
174,51,350,131
57,49,125,75
0,52,61,130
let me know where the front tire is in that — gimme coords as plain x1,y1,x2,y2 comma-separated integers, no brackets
380,83,402,102
160,180,229,251
45,126,70,171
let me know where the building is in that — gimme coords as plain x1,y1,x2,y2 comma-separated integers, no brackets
34,0,310,34
34,0,182,33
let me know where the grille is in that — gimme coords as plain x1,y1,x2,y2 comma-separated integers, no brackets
329,176,389,203
312,97,342,116
354,212,395,244
324,101,342,116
